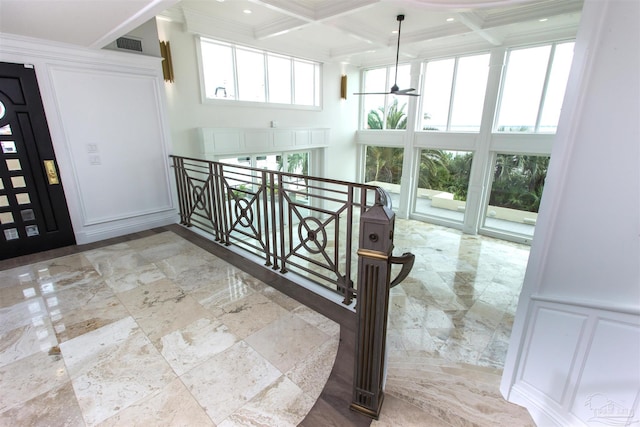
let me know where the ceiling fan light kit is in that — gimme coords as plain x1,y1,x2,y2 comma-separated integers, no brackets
354,14,419,97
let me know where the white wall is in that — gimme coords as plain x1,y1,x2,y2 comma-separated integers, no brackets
0,34,177,244
501,0,640,425
156,19,360,182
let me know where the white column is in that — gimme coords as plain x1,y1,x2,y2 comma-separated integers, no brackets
462,48,505,234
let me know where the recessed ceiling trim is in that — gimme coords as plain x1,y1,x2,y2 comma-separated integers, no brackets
254,17,307,39
484,0,583,26
456,11,503,45
249,0,316,21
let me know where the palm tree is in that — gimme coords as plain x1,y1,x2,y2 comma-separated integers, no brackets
418,149,448,190
367,98,408,130
365,146,403,184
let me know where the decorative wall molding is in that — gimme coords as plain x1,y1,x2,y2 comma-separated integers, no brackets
75,209,177,245
0,34,177,245
509,299,640,426
199,127,330,158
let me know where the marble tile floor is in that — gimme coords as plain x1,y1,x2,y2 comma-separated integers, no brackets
0,230,340,426
0,219,536,426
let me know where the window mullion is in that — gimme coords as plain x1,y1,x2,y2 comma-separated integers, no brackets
535,43,556,132
291,60,296,105
446,57,459,131
232,47,239,100
264,54,270,103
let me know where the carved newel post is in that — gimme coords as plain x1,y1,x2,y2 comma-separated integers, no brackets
350,197,395,419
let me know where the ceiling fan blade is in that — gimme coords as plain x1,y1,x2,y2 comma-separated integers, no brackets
393,88,417,94
354,15,420,97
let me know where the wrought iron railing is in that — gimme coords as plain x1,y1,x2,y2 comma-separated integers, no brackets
170,155,385,305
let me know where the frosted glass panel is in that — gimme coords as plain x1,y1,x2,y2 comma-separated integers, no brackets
0,212,14,224
26,225,39,237
1,141,16,153
11,176,26,188
16,193,31,205
6,159,21,171
21,209,35,221
4,228,19,240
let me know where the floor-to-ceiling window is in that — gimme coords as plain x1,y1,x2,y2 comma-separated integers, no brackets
413,149,474,223
357,40,575,243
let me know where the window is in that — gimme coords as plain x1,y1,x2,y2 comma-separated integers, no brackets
363,146,404,208
236,48,265,102
200,38,321,107
414,150,473,223
496,42,574,133
421,53,490,132
361,64,411,130
483,154,550,237
201,42,235,99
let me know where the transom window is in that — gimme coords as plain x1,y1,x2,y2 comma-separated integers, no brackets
495,42,574,133
199,38,321,107
421,53,490,132
361,64,412,130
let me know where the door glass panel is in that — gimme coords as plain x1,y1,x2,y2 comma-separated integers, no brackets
4,228,19,240
21,209,35,221
0,212,14,224
414,150,473,223
6,159,21,171
0,124,10,135
0,195,8,207
1,141,16,153
16,193,31,205
11,176,26,188
26,225,39,237
0,178,3,190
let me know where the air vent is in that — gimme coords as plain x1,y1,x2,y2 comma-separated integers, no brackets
116,37,143,52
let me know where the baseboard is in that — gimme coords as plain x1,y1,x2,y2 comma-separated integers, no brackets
74,209,179,244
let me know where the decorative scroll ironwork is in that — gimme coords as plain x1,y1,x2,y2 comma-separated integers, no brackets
170,155,382,304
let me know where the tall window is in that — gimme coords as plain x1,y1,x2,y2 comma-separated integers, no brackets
484,154,550,237
414,150,474,223
496,42,574,133
361,64,411,130
421,53,490,132
200,38,321,107
363,146,404,208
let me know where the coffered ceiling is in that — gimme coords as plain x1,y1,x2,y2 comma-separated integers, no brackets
0,0,583,67
161,0,583,66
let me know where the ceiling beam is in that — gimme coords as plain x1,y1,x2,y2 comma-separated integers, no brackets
250,0,380,39
455,11,503,46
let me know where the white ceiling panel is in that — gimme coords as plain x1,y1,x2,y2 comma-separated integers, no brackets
0,0,583,66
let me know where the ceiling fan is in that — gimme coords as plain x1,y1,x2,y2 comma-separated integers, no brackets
354,14,419,97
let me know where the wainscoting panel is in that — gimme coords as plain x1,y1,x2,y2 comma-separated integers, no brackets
509,298,640,426
520,305,588,403
200,127,329,158
570,316,640,424
49,67,174,229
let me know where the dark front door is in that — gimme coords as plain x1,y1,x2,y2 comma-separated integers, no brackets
0,62,75,260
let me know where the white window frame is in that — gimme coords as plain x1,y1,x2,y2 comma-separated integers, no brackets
494,40,575,133
419,51,491,133
196,37,322,110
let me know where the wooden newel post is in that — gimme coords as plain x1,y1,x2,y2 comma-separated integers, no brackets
350,196,395,419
